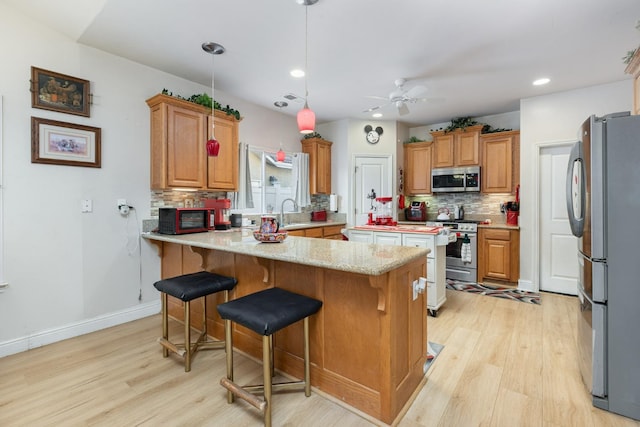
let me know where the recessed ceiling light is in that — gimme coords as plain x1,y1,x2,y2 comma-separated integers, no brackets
533,78,550,86
290,69,305,78
372,113,382,118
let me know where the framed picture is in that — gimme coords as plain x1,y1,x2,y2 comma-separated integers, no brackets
31,117,101,168
31,66,90,117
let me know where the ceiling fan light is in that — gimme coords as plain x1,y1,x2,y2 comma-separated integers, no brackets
297,104,315,134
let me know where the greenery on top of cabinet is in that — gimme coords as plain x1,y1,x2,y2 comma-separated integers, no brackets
161,88,241,119
303,131,323,140
430,116,512,134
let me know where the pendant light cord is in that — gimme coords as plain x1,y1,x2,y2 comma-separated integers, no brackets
304,4,309,103
211,54,216,138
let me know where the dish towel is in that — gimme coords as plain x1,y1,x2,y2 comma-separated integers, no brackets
461,234,472,263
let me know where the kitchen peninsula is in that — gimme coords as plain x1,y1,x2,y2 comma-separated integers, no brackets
143,230,429,424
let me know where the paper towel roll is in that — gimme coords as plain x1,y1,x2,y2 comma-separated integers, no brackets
329,194,338,212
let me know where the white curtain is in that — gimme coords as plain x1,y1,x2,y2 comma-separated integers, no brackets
292,152,311,207
232,142,254,209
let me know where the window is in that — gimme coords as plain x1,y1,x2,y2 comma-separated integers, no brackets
245,146,298,215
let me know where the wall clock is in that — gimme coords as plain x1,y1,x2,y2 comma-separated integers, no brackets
364,125,383,144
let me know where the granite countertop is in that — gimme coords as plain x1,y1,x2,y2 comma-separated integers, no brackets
142,229,427,276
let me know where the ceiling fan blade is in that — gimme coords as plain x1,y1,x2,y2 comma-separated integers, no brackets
397,103,410,116
363,105,384,113
405,85,427,99
365,95,388,101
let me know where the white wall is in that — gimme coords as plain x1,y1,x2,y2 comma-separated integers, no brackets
0,3,298,356
519,80,631,290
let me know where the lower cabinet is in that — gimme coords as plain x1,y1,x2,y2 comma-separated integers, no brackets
347,229,374,243
286,224,345,239
478,228,520,284
402,234,446,316
348,229,446,316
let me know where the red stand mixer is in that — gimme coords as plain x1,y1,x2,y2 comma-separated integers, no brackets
205,198,231,230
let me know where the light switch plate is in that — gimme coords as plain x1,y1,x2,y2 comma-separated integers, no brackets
81,199,92,213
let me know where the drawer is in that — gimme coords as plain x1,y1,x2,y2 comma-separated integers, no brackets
483,228,511,240
305,227,324,238
323,224,343,236
402,233,435,257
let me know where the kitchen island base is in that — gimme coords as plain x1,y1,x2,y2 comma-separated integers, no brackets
149,239,428,425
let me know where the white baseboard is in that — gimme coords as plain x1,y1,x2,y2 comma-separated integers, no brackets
0,301,161,358
518,279,537,293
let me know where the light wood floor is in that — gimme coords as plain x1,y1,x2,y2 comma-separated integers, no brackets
1,290,639,426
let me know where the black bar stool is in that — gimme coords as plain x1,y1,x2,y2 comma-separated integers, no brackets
153,271,237,372
217,287,322,427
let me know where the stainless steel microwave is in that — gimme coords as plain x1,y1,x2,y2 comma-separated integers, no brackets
431,166,480,193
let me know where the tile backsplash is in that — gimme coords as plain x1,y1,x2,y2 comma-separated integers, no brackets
405,193,517,223
150,190,334,218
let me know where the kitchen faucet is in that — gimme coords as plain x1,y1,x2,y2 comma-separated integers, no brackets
280,198,298,226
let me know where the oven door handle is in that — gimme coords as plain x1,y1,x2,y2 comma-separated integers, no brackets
446,267,474,274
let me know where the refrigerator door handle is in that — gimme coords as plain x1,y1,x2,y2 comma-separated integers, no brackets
566,141,585,238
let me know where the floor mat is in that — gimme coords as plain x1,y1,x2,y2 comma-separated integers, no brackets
446,279,541,305
424,341,443,374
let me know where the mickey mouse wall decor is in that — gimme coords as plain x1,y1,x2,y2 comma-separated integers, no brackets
364,125,383,144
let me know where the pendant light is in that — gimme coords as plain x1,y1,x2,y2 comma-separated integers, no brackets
297,0,318,134
274,101,288,161
202,42,225,157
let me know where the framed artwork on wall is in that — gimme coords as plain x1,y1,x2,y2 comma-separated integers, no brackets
31,117,101,168
30,66,91,117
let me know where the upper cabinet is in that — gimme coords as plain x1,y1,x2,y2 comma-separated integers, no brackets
207,113,239,191
480,130,520,193
625,49,640,115
404,141,432,195
146,93,240,191
430,125,483,168
301,137,332,195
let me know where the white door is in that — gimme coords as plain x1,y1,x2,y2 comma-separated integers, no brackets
539,144,578,295
353,155,392,226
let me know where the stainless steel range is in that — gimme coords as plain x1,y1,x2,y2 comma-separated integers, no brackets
427,220,478,283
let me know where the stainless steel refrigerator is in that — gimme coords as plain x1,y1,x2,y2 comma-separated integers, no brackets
566,112,640,421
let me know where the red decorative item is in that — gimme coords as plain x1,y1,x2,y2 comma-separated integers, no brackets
206,138,220,157
276,148,286,162
297,103,315,134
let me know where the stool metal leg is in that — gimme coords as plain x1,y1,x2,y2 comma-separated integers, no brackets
202,295,208,337
184,300,191,372
304,316,311,397
225,318,234,403
263,334,272,427
161,293,169,358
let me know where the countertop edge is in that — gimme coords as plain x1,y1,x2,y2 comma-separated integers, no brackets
142,232,427,276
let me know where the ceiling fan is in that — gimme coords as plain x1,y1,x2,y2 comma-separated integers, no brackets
364,78,429,116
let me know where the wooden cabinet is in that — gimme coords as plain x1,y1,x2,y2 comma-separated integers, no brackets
403,141,432,195
480,130,520,193
301,137,332,195
147,93,240,191
322,224,344,240
430,125,483,168
207,112,239,190
286,224,344,239
478,228,520,284
625,48,640,115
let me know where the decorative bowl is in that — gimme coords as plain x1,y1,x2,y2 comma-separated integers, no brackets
253,231,288,243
